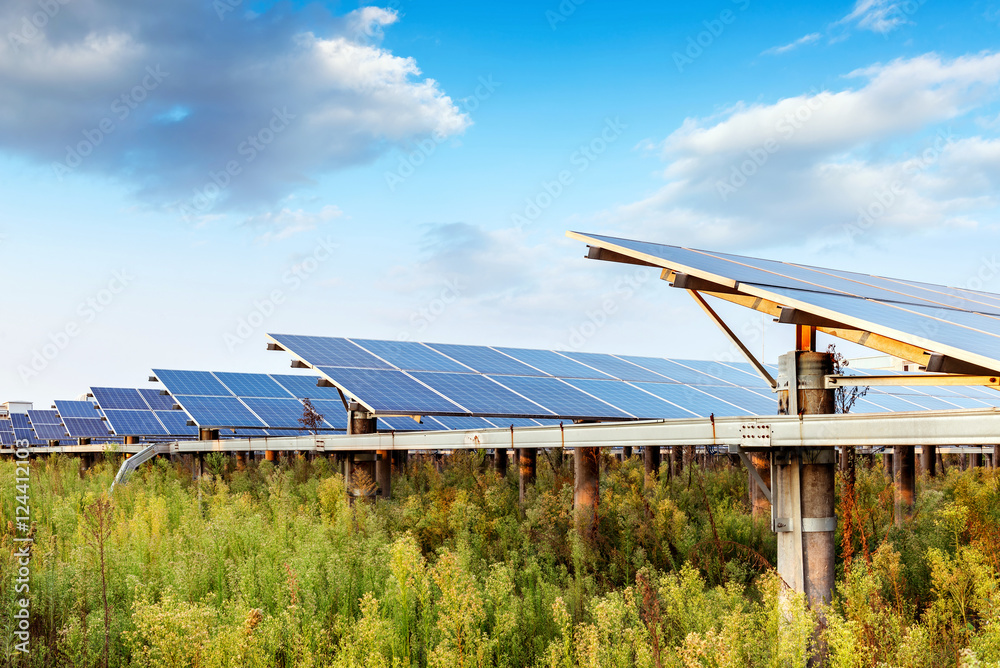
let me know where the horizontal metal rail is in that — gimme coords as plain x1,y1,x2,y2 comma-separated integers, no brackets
3,407,1000,455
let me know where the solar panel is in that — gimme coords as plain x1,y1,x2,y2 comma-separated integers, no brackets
33,424,69,440
10,414,30,429
618,356,715,384
351,339,473,372
171,395,267,428
138,388,175,411
27,409,60,425
301,399,348,429
240,397,318,429
630,383,746,418
315,367,468,414
428,416,505,430
103,410,168,436
214,372,293,398
424,343,542,376
489,375,632,419
269,334,393,369
55,400,100,418
91,387,149,410
560,352,672,382
561,379,697,419
269,374,330,399
493,347,613,379
408,372,551,416
152,370,232,397
155,410,199,436
63,417,112,438
0,419,14,446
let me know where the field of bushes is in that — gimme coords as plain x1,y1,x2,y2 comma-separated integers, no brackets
1,449,998,667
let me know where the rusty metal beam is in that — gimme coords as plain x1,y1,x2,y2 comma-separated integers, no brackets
688,290,776,388
826,374,1000,388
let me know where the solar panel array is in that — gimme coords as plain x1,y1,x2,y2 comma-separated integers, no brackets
91,387,199,438
150,370,348,432
0,417,16,445
268,334,1000,423
570,231,1000,375
27,409,70,440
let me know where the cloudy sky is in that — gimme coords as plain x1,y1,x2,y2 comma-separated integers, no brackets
2,0,1000,405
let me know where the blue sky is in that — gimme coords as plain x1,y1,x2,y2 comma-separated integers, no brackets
2,0,1000,405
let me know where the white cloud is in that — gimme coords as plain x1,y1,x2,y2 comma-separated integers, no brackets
838,0,912,34
244,205,343,245
0,1,468,212
596,52,1000,249
763,32,821,56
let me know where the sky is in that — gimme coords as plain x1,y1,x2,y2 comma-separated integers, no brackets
2,0,1000,406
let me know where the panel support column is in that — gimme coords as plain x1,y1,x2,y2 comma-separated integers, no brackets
775,350,836,614
749,452,771,517
519,448,536,505
894,445,916,526
375,450,391,500
574,446,600,534
495,447,508,477
923,444,936,477
643,446,660,486
622,446,633,459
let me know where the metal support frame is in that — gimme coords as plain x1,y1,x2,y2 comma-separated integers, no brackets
732,444,772,504
827,374,1000,388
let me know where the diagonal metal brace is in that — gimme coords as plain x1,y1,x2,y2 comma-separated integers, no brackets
732,444,771,503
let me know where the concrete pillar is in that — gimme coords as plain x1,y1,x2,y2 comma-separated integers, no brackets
199,428,219,441
750,452,771,517
574,446,600,533
643,446,660,484
672,445,682,477
495,447,508,477
375,450,391,500
972,450,984,468
895,445,916,525
519,448,536,504
776,350,836,610
923,445,936,477
125,435,139,445
884,451,894,480
622,446,632,459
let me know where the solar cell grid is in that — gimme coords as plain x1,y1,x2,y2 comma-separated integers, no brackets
631,382,745,418
315,367,468,414
425,343,542,376
240,397,317,429
152,370,233,397
269,334,393,369
561,351,671,382
351,338,473,373
103,410,168,436
408,371,551,416
55,400,100,418
172,395,267,428
138,388,175,411
10,414,30,429
561,378,695,419
27,410,60,424
33,424,69,439
301,399,348,429
494,347,612,379
63,418,112,438
91,387,148,410
489,375,632,419
269,374,330,399
214,372,293,398
155,411,199,436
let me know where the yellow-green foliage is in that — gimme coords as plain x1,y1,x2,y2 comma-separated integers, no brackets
0,453,997,667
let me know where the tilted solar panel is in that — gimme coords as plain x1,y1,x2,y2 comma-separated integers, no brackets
172,395,267,428
63,417,112,438
214,372,293,398
91,387,149,410
152,370,232,397
351,339,473,373
139,388,175,411
55,400,100,418
103,409,168,436
494,347,612,379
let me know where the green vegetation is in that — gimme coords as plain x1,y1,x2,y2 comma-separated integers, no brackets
1,451,998,667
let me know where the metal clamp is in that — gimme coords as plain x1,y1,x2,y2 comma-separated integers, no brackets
801,517,837,532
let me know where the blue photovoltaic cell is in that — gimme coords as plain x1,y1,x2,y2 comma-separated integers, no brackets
240,397,316,429
561,352,673,382
302,399,348,430
316,367,467,414
492,417,545,428
561,379,696,418
139,388,176,411
713,362,773,389
55,400,100,418
631,383,749,417
13,428,39,444
214,372,293,398
153,369,233,397
351,339,473,373
699,386,778,414
858,393,928,412
0,428,14,446
378,416,441,431
103,409,168,436
10,414,30,429
269,334,393,369
883,394,963,411
408,372,551,416
269,374,330,399
33,424,69,439
173,395,267,428
63,418,112,438
27,410,60,425
91,387,149,410
427,416,504,430
618,356,712,384
489,375,632,418
669,360,763,386
424,343,542,376
494,347,613,379
922,395,990,409
155,411,199,436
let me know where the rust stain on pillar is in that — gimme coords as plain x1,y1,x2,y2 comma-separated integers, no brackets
519,448,536,505
574,446,600,534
